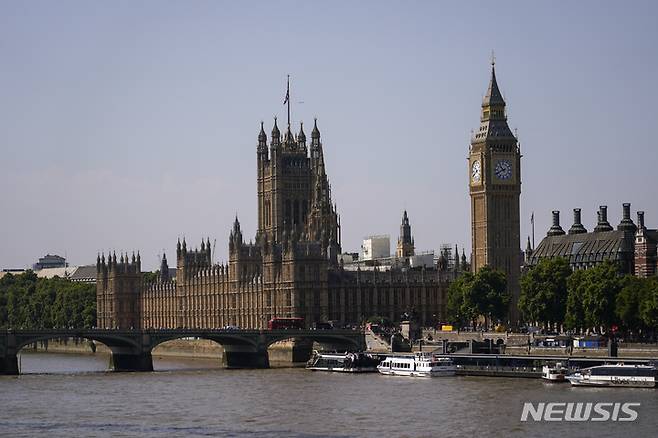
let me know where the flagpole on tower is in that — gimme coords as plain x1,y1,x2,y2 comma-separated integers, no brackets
285,75,291,129
531,211,535,249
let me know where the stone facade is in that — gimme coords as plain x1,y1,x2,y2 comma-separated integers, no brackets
468,62,522,323
97,119,460,330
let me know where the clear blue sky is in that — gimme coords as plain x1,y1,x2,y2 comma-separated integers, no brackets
2,1,657,270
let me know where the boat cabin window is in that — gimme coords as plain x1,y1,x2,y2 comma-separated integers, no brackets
591,367,656,377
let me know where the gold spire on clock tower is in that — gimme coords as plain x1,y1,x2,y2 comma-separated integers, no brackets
469,58,522,324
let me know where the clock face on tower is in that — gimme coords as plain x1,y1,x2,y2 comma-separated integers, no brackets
494,160,512,180
471,160,481,182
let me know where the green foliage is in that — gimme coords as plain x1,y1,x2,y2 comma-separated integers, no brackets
0,271,96,329
563,261,625,332
639,278,658,331
580,262,624,330
565,269,586,331
616,276,652,331
143,270,159,285
446,267,509,328
447,272,475,327
519,258,571,327
518,259,658,336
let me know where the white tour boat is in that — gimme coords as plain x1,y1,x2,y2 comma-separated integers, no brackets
541,362,569,382
377,352,456,377
566,363,656,388
306,352,381,373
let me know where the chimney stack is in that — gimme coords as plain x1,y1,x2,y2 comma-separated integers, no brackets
637,211,645,230
547,210,566,236
617,203,637,233
568,208,588,234
594,205,613,232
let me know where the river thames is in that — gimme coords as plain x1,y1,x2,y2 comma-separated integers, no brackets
1,353,656,437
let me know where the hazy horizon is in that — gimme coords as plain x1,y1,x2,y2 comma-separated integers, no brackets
2,1,657,270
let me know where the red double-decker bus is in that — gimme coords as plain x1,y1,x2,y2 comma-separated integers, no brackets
268,317,304,330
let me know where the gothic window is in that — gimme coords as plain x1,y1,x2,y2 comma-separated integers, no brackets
294,200,300,225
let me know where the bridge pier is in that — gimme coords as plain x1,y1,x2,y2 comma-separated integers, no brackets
268,339,314,366
111,351,153,372
222,344,269,369
0,354,19,375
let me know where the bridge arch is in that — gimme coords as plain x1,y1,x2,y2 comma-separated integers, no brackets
148,333,259,352
14,332,140,353
2,330,151,374
146,332,267,369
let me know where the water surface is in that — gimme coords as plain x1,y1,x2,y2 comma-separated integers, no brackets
1,353,655,437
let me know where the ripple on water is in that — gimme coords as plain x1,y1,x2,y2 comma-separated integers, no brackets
1,353,656,438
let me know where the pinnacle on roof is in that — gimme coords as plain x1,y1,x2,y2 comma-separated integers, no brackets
298,122,306,142
402,210,409,225
482,63,506,107
258,121,267,142
271,117,280,138
311,118,320,138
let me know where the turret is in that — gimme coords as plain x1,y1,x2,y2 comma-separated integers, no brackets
311,118,322,161
524,236,533,264
160,253,169,282
257,121,268,161
297,122,306,151
229,215,243,255
270,117,281,160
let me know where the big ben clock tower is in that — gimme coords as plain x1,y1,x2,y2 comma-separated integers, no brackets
469,59,521,324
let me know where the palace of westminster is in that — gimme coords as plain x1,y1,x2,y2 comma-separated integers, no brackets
96,63,658,330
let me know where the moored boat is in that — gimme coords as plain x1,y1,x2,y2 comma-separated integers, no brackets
306,351,381,372
377,352,456,377
566,363,656,388
542,362,568,382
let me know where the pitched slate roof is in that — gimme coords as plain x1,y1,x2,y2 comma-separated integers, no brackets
69,265,98,283
528,229,635,267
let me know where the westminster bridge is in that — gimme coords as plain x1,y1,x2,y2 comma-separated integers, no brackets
0,328,365,375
